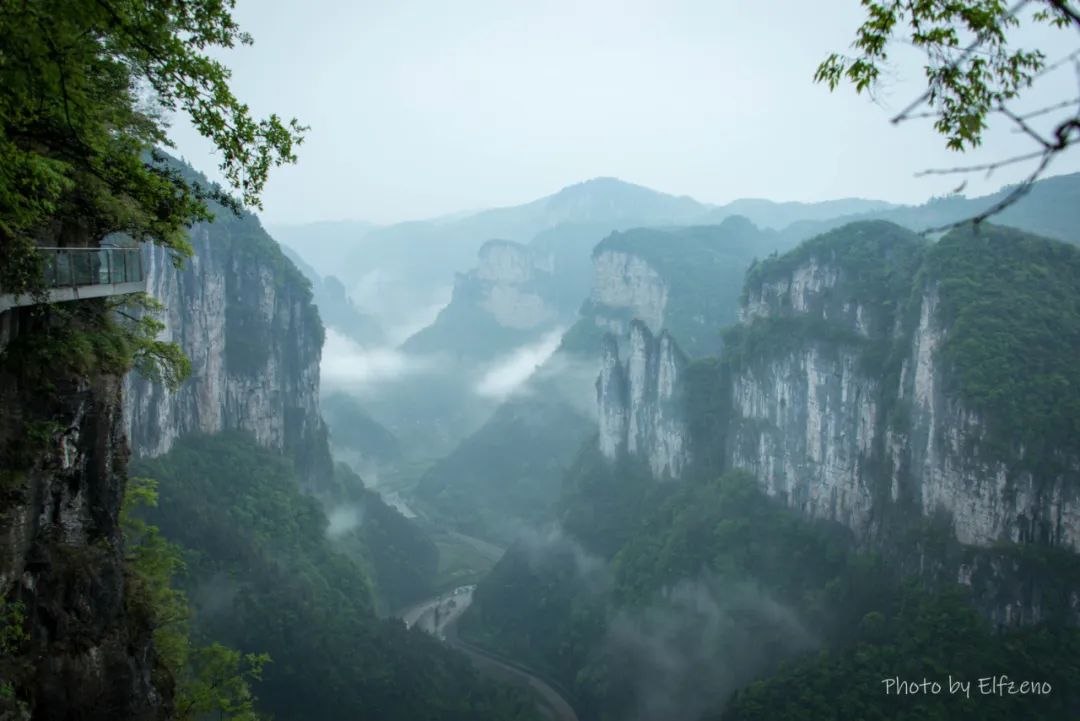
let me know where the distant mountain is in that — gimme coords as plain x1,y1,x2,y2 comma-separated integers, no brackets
416,217,788,540
336,178,714,330
277,179,898,335
704,197,897,230
517,177,707,226
280,172,1080,341
780,171,1080,246
402,239,565,360
270,219,377,278
279,244,384,346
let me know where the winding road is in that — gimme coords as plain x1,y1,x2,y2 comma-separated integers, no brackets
397,585,580,721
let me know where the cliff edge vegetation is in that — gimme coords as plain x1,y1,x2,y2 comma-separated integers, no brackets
0,3,302,717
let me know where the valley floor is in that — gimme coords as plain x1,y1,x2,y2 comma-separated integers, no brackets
397,584,580,721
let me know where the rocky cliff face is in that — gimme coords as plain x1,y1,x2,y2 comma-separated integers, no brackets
586,221,789,479
897,284,1080,552
727,342,881,534
588,250,668,337
724,222,1080,555
402,238,566,360
0,342,171,720
596,321,688,480
474,240,558,330
591,221,1080,625
575,221,786,359
123,212,332,485
584,220,1080,625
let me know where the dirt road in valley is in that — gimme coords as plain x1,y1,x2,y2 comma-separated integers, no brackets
396,585,580,721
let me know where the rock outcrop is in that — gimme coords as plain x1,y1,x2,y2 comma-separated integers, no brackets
574,220,786,359
123,210,332,485
402,238,566,360
724,221,1080,553
596,321,688,480
589,250,668,336
594,220,1080,622
474,240,558,330
898,284,1080,551
0,347,171,720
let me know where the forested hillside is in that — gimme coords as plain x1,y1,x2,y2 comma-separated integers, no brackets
132,433,536,721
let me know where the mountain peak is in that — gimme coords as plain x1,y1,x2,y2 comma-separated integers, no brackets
554,176,664,198
543,177,705,221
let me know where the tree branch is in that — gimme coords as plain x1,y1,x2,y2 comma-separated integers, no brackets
918,149,1056,236
1008,95,1080,120
1044,0,1080,27
999,105,1054,148
915,149,1048,177
891,0,1033,125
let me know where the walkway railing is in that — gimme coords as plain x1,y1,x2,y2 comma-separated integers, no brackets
0,246,146,314
40,247,144,287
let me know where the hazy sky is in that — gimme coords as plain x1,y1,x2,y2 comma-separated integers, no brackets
168,0,1080,225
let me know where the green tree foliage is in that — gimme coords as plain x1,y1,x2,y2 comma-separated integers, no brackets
0,601,27,658
465,468,894,721
558,445,660,558
0,597,29,716
816,1,1075,152
121,476,267,721
321,392,402,464
720,587,1080,721
332,462,439,610
924,223,1080,463
177,644,268,721
608,473,871,613
416,390,595,543
0,0,305,395
468,461,1080,720
131,432,538,721
0,290,190,393
0,0,305,285
114,292,192,390
817,1,1080,223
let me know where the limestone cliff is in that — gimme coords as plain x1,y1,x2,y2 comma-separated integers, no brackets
474,240,558,329
896,283,1080,552
590,220,1080,620
723,221,1080,557
589,249,669,337
573,219,787,359
403,239,565,359
664,220,1080,624
123,209,332,485
0,316,171,720
596,321,688,480
723,221,923,536
584,221,785,480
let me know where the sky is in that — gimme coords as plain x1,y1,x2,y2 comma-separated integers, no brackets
168,0,1080,225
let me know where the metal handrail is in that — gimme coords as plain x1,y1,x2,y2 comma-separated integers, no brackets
36,247,144,289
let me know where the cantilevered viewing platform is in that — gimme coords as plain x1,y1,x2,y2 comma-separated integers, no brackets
0,247,146,314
